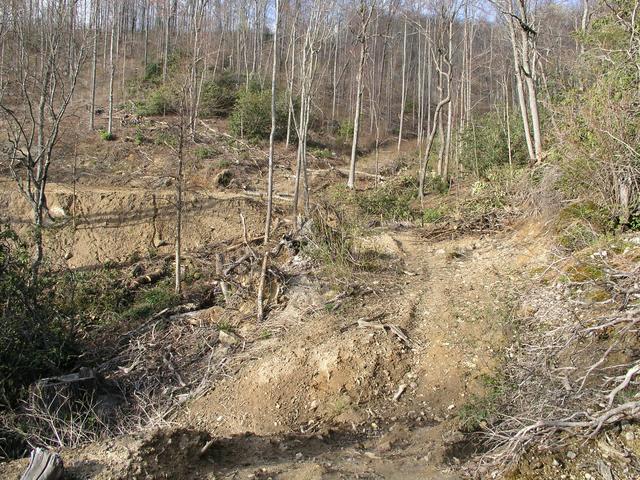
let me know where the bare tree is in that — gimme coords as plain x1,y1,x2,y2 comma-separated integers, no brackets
347,0,374,189
291,0,334,223
397,16,407,151
175,96,186,295
107,1,117,137
188,0,210,138
163,0,172,82
417,2,456,199
497,0,543,164
0,0,86,282
89,0,99,130
265,0,280,243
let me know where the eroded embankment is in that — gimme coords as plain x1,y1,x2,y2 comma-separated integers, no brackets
0,180,268,268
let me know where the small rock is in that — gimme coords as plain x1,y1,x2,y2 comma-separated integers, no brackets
624,431,635,441
309,400,318,411
218,330,239,345
393,384,407,401
566,451,577,460
295,452,303,460
597,459,613,480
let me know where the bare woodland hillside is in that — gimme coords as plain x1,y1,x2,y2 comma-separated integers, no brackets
0,0,639,479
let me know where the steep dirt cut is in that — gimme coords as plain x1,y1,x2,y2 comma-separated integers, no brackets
0,180,266,268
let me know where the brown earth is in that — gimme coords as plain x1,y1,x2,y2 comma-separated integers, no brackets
0,210,549,479
3,129,628,480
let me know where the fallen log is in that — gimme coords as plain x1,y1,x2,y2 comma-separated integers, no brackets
20,448,63,480
127,268,166,289
30,367,97,413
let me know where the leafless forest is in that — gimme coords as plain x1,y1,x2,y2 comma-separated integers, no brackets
0,0,639,479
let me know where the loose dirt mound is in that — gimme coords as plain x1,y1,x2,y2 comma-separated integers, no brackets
168,222,548,478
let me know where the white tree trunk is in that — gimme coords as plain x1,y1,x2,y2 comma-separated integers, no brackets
107,7,116,136
347,2,372,189
89,0,99,130
397,18,407,152
505,8,535,163
264,0,280,243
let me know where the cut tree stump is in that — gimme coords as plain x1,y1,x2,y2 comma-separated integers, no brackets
20,448,63,480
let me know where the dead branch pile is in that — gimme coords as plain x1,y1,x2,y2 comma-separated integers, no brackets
98,228,299,431
474,253,640,477
423,208,518,242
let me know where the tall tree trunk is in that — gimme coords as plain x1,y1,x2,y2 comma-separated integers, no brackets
285,22,296,148
347,40,365,189
504,76,513,172
347,1,372,190
175,114,184,295
163,0,170,82
264,0,280,243
331,24,339,123
397,18,407,152
143,0,149,69
505,1,535,163
89,0,99,130
107,7,116,136
518,19,543,163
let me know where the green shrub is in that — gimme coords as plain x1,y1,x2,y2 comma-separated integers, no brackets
337,120,354,142
229,88,289,140
558,201,612,231
55,268,126,324
199,71,240,118
356,176,419,221
195,145,217,160
423,207,445,224
458,374,505,432
0,228,79,408
558,222,600,252
0,227,181,412
459,111,529,178
553,4,640,228
134,129,145,146
122,282,180,321
155,131,178,147
310,147,333,159
304,204,357,271
99,129,115,141
423,174,449,194
144,62,161,83
137,86,178,116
